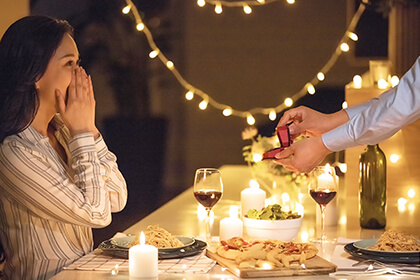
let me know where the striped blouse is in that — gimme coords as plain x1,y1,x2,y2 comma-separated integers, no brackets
0,115,127,280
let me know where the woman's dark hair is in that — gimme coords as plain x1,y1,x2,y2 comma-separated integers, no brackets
0,16,74,142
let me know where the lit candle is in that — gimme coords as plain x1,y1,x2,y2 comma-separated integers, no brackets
317,168,335,190
219,206,243,241
129,231,158,278
241,181,266,217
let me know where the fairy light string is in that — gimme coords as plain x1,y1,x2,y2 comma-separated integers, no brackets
122,0,366,125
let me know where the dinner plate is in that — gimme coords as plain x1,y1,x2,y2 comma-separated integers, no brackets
99,238,206,259
110,235,195,251
344,242,420,264
353,239,420,257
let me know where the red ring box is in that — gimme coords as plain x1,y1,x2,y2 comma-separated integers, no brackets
262,126,292,160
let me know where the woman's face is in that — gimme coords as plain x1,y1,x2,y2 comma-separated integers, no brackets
35,33,79,114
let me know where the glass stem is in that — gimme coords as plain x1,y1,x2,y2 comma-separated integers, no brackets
205,208,212,244
320,204,326,244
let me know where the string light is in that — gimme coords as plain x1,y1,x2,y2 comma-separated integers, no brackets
215,2,223,14
122,0,366,125
223,107,233,116
199,0,293,13
391,75,399,87
247,114,256,125
149,50,159,58
284,98,293,107
243,4,252,14
317,72,325,81
199,99,209,110
353,75,362,88
347,31,358,41
185,90,194,100
340,42,350,52
122,5,131,14
136,23,145,31
342,101,348,109
307,83,315,95
269,110,277,121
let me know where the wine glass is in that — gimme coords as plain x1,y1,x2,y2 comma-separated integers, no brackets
308,165,338,248
193,168,223,246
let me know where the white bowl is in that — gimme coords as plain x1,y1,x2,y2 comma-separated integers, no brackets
243,216,302,241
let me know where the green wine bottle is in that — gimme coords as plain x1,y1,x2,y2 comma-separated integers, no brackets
359,144,386,229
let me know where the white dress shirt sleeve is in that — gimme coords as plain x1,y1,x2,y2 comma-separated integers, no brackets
322,56,420,151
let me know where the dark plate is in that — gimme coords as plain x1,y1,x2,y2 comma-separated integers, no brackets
353,239,420,257
98,238,207,259
344,242,420,264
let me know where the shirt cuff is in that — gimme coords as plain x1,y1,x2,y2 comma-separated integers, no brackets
68,133,96,157
322,124,356,152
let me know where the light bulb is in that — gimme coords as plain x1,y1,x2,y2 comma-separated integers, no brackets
199,100,208,110
284,98,293,107
340,43,350,52
342,101,348,109
136,23,145,31
257,0,265,3
408,188,415,198
185,90,194,100
391,75,399,87
286,0,295,3
223,107,232,116
339,163,347,173
243,4,252,14
307,84,315,95
378,78,388,89
166,61,174,69
247,114,255,125
269,110,277,121
389,154,400,163
197,0,206,7
353,75,362,88
149,50,159,59
215,2,222,14
317,72,325,81
122,5,131,14
347,32,358,41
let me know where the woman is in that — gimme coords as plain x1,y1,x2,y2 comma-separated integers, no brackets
0,16,127,279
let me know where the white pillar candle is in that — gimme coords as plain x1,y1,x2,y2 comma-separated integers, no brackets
317,172,335,190
241,181,266,217
219,205,243,241
129,231,158,278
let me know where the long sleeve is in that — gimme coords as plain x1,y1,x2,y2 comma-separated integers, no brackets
322,56,420,151
0,128,127,228
0,124,127,279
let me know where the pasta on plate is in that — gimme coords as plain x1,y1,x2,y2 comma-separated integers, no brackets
368,230,420,252
131,225,184,248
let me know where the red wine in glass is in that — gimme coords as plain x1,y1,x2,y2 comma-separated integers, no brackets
193,168,223,246
194,190,222,208
309,190,337,206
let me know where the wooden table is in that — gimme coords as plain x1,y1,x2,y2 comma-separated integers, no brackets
51,165,420,280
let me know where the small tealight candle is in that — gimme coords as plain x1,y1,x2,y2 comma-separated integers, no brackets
241,180,266,216
129,231,158,278
219,205,243,241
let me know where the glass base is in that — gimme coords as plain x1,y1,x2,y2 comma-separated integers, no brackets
310,237,337,262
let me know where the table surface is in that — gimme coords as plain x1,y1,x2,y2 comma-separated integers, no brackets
51,165,420,280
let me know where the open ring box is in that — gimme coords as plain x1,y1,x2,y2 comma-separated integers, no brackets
262,125,292,160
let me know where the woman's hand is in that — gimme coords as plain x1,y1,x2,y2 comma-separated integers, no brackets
277,106,349,138
273,136,331,173
56,67,99,138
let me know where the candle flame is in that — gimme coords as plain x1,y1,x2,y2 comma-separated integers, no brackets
140,231,146,245
249,179,260,189
229,205,239,218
